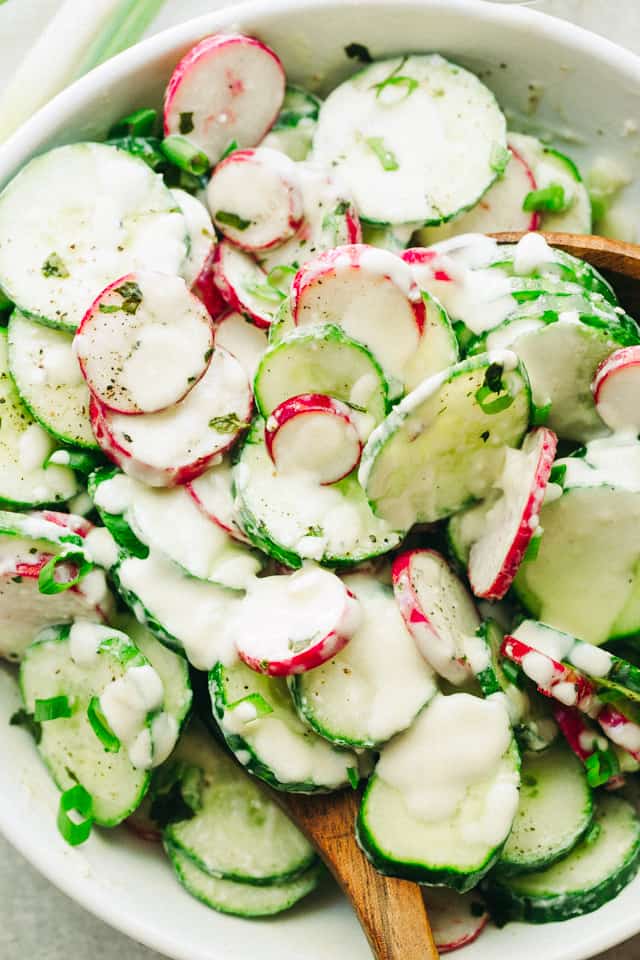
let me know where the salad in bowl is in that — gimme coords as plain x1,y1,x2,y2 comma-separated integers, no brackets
1,25,640,956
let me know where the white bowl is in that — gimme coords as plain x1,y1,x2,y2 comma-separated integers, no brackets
2,2,640,958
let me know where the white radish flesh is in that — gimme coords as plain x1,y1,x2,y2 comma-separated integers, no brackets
392,549,478,685
208,147,304,250
214,309,268,382
91,347,251,487
187,458,249,543
171,187,217,286
213,241,280,328
468,427,557,600
234,565,361,676
265,394,362,485
592,346,640,433
421,887,488,954
292,244,425,396
75,271,214,415
163,34,285,164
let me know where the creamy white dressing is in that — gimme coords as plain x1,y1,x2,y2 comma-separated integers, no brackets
561,435,640,490
83,527,119,569
171,188,215,286
512,232,553,276
214,310,268,382
376,693,517,842
68,621,128,666
18,423,53,473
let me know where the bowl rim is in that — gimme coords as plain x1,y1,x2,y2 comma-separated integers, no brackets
2,2,640,958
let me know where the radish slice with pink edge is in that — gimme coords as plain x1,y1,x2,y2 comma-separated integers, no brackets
592,346,640,432
467,427,557,600
391,548,478,685
598,703,640,763
214,309,268,382
552,703,623,787
265,393,362,485
234,565,361,676
74,271,214,415
414,142,540,245
501,634,600,715
163,34,285,164
291,244,425,397
213,240,281,328
186,458,250,544
170,188,225,319
207,147,304,251
421,888,488,955
33,509,92,538
90,347,252,487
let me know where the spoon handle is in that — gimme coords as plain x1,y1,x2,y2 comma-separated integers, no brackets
282,790,439,960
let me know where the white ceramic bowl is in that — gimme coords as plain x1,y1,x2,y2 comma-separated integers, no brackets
2,2,640,958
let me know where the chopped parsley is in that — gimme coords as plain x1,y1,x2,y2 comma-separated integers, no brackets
179,111,194,134
215,210,252,231
41,252,69,279
372,57,418,102
98,280,143,316
209,413,249,433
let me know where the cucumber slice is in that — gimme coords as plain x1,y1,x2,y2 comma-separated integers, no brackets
234,419,402,568
509,133,592,234
483,795,640,924
489,243,616,305
361,223,415,252
261,85,321,161
167,845,320,918
164,722,315,884
497,744,593,875
209,658,357,793
20,623,151,825
404,292,459,392
357,693,520,891
359,352,530,528
90,469,260,590
254,323,388,428
7,311,97,449
112,549,241,670
312,54,507,225
0,143,186,331
289,573,437,748
475,296,639,442
0,330,78,508
514,438,640,644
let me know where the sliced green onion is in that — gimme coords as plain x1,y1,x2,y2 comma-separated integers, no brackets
531,400,552,426
364,136,400,172
501,658,524,688
78,0,167,75
523,184,569,214
474,385,514,415
215,210,252,231
523,529,542,563
87,696,121,753
161,135,209,176
46,448,107,475
227,692,274,719
347,767,360,790
266,264,297,288
101,510,148,560
548,463,567,487
38,552,93,596
34,696,73,722
107,135,166,172
57,784,93,846
246,282,286,304
372,59,418,102
220,139,239,161
109,107,157,138
490,143,511,176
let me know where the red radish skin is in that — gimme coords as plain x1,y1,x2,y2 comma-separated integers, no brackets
264,393,362,485
553,703,625,789
391,549,474,686
33,510,92,538
421,888,488,954
192,249,227,320
291,244,426,335
468,427,558,600
598,704,640,763
501,636,600,715
213,241,274,329
163,34,285,164
124,816,161,844
509,142,541,232
186,460,251,544
207,147,304,251
401,248,454,283
592,346,640,432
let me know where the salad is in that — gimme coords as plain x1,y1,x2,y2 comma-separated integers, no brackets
0,30,639,954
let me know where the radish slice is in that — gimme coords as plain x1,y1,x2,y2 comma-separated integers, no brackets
207,147,304,251
265,394,362,485
33,510,92,538
258,163,361,274
213,241,280,328
598,704,640,763
91,347,252,487
291,244,425,396
186,458,249,544
422,887,488,954
592,346,640,432
467,427,557,600
415,142,540,244
234,565,361,676
75,272,214,415
392,548,478,685
552,703,623,788
171,188,225,319
163,34,285,164
214,309,268,382
501,634,600,715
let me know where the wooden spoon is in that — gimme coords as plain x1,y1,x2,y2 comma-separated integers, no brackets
491,231,640,315
282,790,438,960
277,231,640,960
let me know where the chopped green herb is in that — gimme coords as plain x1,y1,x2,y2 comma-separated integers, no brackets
115,280,143,315
41,252,69,279
372,58,418,101
179,111,194,134
548,463,567,487
204,347,214,363
501,658,523,688
523,184,570,214
227,692,274,719
490,143,511,176
109,108,157,138
215,210,252,231
345,42,372,63
87,696,121,752
365,136,400,172
246,282,286,304
531,400,552,426
266,264,297,288
106,135,167,171
485,363,504,393
347,767,360,790
10,708,41,744
58,784,93,846
34,695,73,722
305,525,324,537
209,413,250,433
523,530,542,562
585,748,619,788
220,139,239,161
38,551,93,596
160,135,209,176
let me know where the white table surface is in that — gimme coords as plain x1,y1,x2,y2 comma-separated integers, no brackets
1,1,640,957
